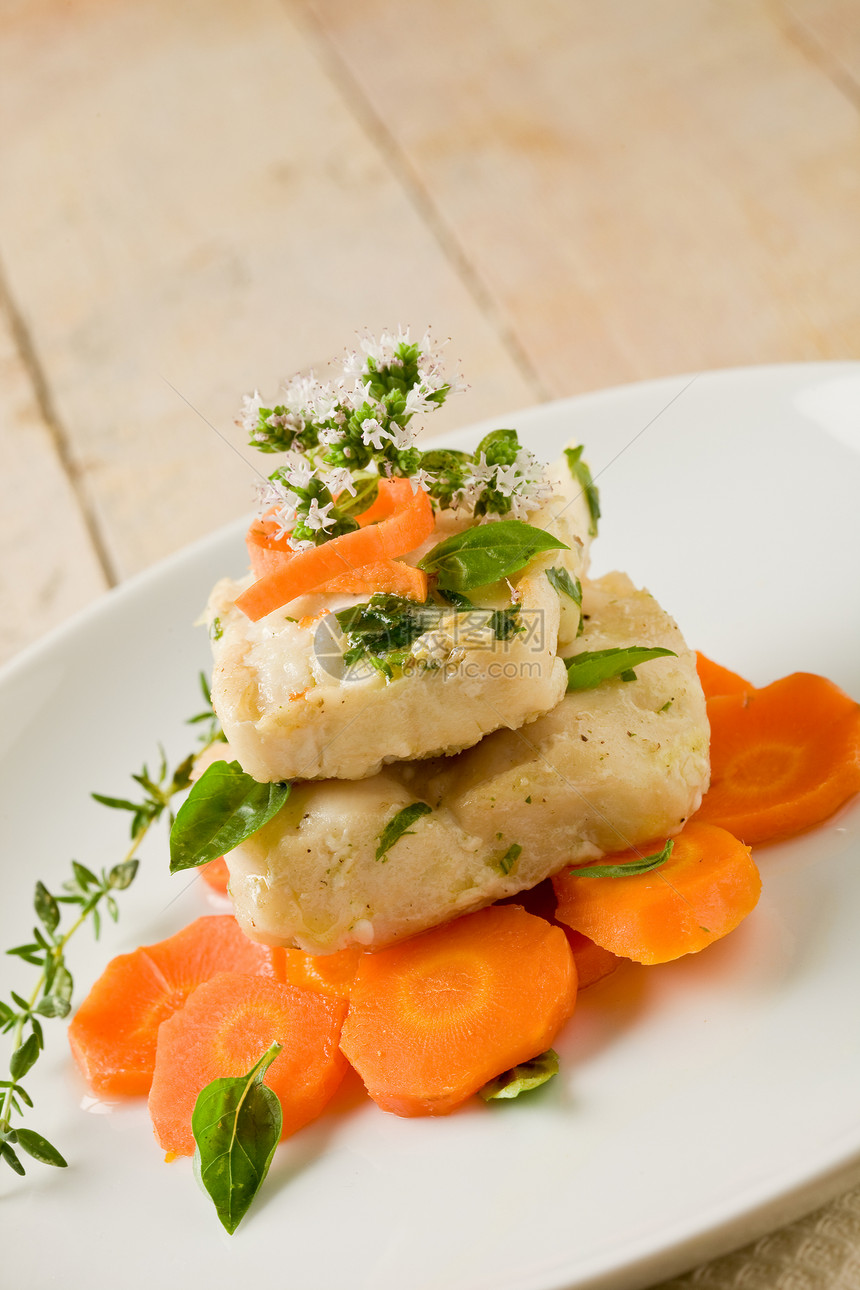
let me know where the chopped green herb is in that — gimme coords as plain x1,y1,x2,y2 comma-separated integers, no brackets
480,1049,559,1101
571,838,674,878
659,698,674,712
375,802,433,861
498,843,522,875
563,445,600,537
565,646,676,692
546,567,582,605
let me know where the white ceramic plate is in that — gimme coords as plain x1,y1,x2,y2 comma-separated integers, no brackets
2,363,860,1290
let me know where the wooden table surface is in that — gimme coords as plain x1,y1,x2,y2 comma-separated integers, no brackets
1,2,859,1285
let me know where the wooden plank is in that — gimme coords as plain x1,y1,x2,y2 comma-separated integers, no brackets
0,290,108,666
0,0,534,584
777,1,860,87
306,0,860,397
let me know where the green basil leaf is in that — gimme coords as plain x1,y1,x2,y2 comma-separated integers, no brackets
480,1049,559,1101
563,445,600,537
192,1042,283,1235
497,843,522,875
419,520,568,593
13,1128,68,1168
545,567,582,604
565,646,676,692
572,838,674,878
376,803,432,861
169,761,290,873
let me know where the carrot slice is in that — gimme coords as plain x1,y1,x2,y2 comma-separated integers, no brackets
339,905,577,1116
280,947,364,1000
696,652,752,700
562,929,621,988
552,822,761,965
236,479,435,621
198,856,230,894
694,671,860,844
67,916,284,1096
149,972,348,1156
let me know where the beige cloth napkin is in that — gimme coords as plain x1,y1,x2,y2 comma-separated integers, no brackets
649,1184,860,1289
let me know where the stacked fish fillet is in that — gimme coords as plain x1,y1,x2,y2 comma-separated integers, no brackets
206,339,709,955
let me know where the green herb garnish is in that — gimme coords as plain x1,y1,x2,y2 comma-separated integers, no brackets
546,567,582,604
572,838,674,878
498,843,522,875
169,761,291,873
565,646,676,692
375,802,433,861
564,445,600,537
480,1049,559,1101
419,520,567,594
192,1042,283,1235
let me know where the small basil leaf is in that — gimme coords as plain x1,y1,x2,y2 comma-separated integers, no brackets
169,761,290,872
565,646,676,692
419,520,568,593
480,1049,559,1101
192,1042,283,1235
376,803,433,861
546,567,582,604
572,838,674,878
563,445,600,537
13,1128,68,1168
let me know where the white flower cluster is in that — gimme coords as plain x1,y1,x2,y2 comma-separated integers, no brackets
456,447,552,520
242,328,458,550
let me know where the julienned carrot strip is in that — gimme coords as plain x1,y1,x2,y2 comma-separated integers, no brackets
694,671,860,844
339,905,577,1116
552,822,761,965
148,972,348,1156
696,652,752,700
67,916,284,1096
314,559,428,602
280,947,364,1000
236,479,435,621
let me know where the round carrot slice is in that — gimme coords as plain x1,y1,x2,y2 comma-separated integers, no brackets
695,672,860,844
695,652,752,700
339,905,577,1117
552,822,761,965
280,947,364,1000
67,916,283,1097
149,972,347,1156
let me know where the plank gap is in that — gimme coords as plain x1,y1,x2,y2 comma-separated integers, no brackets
0,256,120,590
777,1,860,114
290,0,549,403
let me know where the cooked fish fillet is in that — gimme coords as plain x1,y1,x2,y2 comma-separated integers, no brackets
225,571,710,954
207,457,591,783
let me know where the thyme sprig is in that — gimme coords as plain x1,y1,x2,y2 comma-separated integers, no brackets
0,675,222,1178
